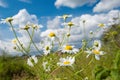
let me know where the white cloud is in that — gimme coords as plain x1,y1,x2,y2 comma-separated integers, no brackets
55,0,96,8
19,0,31,3
47,17,61,29
13,9,38,28
93,0,120,12
0,0,7,8
41,10,120,47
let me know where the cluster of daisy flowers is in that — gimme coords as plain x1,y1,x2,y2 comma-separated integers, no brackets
1,14,107,76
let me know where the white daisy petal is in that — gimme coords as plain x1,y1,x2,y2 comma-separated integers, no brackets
57,56,75,66
95,55,100,60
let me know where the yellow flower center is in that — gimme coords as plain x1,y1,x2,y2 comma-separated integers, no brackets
93,50,100,54
49,32,56,37
68,22,74,27
64,61,70,65
98,23,104,27
65,45,73,50
12,39,17,44
5,17,13,23
24,25,30,30
63,14,68,20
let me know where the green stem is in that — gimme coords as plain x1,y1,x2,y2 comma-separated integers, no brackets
27,30,42,56
83,22,86,40
9,22,28,54
27,28,35,52
16,43,26,54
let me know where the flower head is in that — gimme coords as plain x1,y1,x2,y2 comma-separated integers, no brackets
93,40,101,50
42,61,51,72
12,39,17,44
58,14,72,21
66,33,71,37
21,25,30,30
43,44,52,55
92,49,105,60
67,22,74,27
1,17,13,24
32,24,41,30
48,32,56,41
62,45,79,54
27,55,38,67
85,48,105,60
48,32,56,37
98,23,105,28
57,56,75,66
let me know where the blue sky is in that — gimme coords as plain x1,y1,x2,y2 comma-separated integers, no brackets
0,0,120,55
0,0,98,18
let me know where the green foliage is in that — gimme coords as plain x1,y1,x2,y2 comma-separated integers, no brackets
93,66,110,80
0,56,35,80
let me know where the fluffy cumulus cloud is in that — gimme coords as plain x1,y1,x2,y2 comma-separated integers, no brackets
41,10,120,47
55,0,97,8
47,17,61,29
93,0,120,12
12,9,38,28
0,0,7,8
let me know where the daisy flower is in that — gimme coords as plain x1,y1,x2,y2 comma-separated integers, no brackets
12,39,17,44
85,48,105,60
58,14,72,21
67,21,74,27
66,33,71,37
31,24,42,30
27,55,38,67
1,17,13,24
62,45,79,54
20,24,30,30
43,44,52,55
48,32,56,41
57,56,75,66
42,61,51,72
92,49,105,60
93,40,101,50
98,23,105,28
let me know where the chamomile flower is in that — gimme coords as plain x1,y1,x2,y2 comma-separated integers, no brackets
1,17,13,24
85,48,105,60
48,32,56,41
27,55,38,67
43,44,52,55
32,24,42,30
12,39,17,44
42,61,51,72
58,14,72,21
66,33,71,37
21,24,30,30
93,40,101,50
57,56,75,66
92,49,105,60
62,45,79,54
98,23,105,28
67,21,74,27
61,21,74,27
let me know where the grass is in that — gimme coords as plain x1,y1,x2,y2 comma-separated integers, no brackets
0,24,120,80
